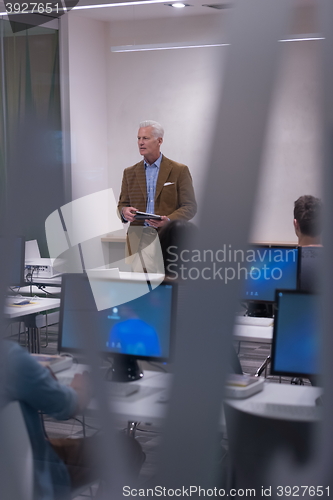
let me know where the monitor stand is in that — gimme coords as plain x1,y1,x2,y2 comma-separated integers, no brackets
106,356,143,382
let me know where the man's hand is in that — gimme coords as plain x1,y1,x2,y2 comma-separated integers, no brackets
70,372,92,413
145,215,169,228
122,206,138,222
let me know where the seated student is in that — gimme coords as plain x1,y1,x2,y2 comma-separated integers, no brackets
293,195,322,246
1,340,144,500
293,196,322,386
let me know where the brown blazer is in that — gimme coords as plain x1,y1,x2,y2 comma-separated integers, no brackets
118,155,197,225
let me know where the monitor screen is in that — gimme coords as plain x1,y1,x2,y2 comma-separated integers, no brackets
270,290,321,378
0,236,25,287
241,246,299,302
58,274,176,363
298,246,323,293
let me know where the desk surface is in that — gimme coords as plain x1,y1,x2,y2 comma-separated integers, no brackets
27,271,165,285
19,285,61,296
57,367,321,428
57,366,170,426
226,382,321,419
101,235,127,243
4,297,61,319
233,324,273,343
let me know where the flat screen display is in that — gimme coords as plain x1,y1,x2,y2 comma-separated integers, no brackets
241,246,299,302
271,290,321,378
58,274,176,362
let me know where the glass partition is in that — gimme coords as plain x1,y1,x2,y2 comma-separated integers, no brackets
0,19,63,254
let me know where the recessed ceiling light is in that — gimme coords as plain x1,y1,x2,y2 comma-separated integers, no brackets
165,2,190,8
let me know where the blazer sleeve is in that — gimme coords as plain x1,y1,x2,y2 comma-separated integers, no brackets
117,169,130,223
168,166,197,221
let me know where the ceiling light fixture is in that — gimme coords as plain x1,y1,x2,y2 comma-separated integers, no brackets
0,0,169,15
110,34,325,53
171,3,187,8
279,36,324,42
111,41,230,52
71,0,172,11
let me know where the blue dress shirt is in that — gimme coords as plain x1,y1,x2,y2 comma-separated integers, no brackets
144,153,162,215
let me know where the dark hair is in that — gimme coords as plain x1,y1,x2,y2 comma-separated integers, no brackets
158,220,197,277
294,195,322,237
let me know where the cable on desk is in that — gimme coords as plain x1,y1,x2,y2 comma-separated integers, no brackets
35,284,58,296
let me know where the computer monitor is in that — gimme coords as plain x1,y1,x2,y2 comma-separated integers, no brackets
298,246,323,293
58,274,177,381
270,290,321,378
241,245,299,303
0,236,25,287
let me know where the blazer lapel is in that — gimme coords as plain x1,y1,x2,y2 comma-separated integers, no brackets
135,161,147,204
155,156,172,201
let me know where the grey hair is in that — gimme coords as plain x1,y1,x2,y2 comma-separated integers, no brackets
139,120,164,138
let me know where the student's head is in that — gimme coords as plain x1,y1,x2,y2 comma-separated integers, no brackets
159,219,197,278
293,195,322,245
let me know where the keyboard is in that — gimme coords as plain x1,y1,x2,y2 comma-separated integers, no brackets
235,316,274,327
246,402,322,421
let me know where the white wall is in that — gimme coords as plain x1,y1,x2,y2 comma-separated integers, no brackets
67,14,109,200
106,15,226,216
251,39,322,243
66,11,322,242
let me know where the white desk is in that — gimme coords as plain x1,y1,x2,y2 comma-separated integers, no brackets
57,366,171,427
226,382,322,421
18,285,61,296
4,297,60,353
233,324,273,344
57,367,321,429
4,297,60,319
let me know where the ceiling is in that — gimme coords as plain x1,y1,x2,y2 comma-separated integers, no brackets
0,0,319,32
0,0,231,22
72,0,230,23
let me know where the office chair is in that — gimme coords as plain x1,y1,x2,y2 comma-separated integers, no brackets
223,402,316,491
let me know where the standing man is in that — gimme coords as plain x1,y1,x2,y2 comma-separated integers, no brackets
118,120,197,228
118,120,197,272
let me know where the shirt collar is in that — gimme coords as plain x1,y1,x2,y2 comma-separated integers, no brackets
144,153,162,169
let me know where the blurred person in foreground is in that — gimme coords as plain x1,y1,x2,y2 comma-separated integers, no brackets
0,340,144,500
159,220,243,375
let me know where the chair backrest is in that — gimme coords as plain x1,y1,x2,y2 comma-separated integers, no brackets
224,402,316,490
25,240,41,260
0,401,33,500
